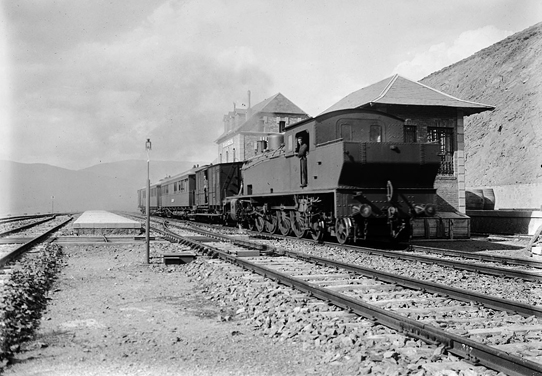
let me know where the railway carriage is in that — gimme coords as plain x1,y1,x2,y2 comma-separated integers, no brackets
158,168,197,217
138,182,162,215
225,109,440,242
138,168,197,217
138,163,243,220
193,162,243,222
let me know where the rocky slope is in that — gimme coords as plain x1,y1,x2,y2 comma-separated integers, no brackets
421,22,542,188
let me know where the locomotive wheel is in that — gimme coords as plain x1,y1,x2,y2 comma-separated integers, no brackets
335,217,351,244
291,212,307,238
255,216,265,233
265,213,279,234
278,211,291,236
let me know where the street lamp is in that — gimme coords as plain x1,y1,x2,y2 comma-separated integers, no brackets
145,138,152,264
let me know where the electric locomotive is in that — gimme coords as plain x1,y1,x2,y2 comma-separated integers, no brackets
225,109,440,243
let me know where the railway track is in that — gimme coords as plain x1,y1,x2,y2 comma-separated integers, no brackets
0,216,73,268
0,216,57,237
149,220,542,375
159,217,541,282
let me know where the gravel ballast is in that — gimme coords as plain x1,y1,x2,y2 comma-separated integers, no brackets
3,242,503,375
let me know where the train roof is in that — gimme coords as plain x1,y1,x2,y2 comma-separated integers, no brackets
144,162,246,188
284,108,404,131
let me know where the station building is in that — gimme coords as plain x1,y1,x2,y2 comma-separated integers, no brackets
215,92,309,163
321,74,495,215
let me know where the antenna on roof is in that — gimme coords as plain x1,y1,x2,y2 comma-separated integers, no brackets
248,90,251,109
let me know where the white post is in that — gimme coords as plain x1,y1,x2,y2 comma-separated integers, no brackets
145,138,152,264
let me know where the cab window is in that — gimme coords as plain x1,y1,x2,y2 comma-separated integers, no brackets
370,125,382,142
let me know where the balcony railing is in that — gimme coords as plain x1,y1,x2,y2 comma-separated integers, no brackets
438,153,454,175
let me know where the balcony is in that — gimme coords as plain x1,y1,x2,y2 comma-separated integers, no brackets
438,153,454,175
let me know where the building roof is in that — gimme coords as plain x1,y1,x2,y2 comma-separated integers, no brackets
320,74,495,116
216,93,307,143
247,92,306,115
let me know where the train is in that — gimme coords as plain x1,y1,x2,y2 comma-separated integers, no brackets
138,108,440,243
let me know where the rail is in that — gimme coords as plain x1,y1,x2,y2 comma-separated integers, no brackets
157,223,542,375
0,216,57,237
0,217,73,267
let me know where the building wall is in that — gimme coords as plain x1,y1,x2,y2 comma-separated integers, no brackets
218,113,308,162
379,105,465,213
218,135,243,163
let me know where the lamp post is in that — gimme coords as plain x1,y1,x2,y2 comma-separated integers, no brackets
145,138,152,264
51,195,55,214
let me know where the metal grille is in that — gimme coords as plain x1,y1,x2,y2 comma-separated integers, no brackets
427,127,454,175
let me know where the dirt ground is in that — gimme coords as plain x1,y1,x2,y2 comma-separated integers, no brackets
3,242,361,376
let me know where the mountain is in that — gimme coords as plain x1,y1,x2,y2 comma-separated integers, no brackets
0,160,204,216
421,22,542,189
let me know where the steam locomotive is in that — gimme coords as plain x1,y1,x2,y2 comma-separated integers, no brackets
138,109,440,243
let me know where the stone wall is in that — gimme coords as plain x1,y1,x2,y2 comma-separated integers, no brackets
434,176,459,212
469,183,542,210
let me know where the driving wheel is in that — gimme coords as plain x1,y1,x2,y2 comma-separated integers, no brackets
335,217,351,244
278,211,291,236
255,216,265,233
291,212,307,238
265,213,279,234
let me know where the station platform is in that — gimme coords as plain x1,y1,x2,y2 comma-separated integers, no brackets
73,211,142,235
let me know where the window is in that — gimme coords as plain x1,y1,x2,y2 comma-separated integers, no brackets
427,127,454,175
288,135,293,151
370,125,382,142
340,124,352,141
295,131,309,153
404,125,417,143
279,121,285,133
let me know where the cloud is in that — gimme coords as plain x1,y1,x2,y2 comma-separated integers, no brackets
393,25,514,81
5,0,273,169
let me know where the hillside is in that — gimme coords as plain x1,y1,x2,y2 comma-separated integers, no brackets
0,160,203,216
421,22,542,189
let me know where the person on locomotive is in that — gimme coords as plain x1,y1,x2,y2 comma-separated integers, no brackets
295,136,308,187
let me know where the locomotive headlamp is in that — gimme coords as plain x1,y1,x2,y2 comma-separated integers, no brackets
424,204,436,216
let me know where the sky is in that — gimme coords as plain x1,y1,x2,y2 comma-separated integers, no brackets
0,0,541,170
